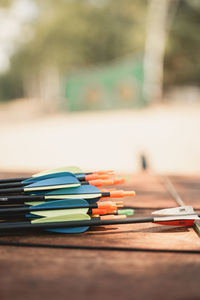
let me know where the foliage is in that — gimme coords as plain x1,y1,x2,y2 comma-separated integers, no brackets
165,0,200,86
0,0,199,101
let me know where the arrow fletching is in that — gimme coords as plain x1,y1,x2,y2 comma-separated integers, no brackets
24,175,80,192
33,166,83,177
29,199,89,210
43,185,102,200
23,172,76,185
30,207,89,218
152,206,196,216
32,212,91,233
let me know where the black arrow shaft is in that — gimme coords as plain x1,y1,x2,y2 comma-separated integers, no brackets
0,195,45,204
0,174,89,187
0,177,28,184
0,187,24,195
0,216,154,231
0,204,97,215
0,182,24,189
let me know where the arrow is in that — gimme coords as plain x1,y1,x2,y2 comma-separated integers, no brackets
29,208,133,219
0,199,133,234
0,166,113,184
0,185,135,204
0,175,125,195
161,177,200,233
0,199,124,218
0,211,128,234
0,171,110,189
0,208,133,223
45,213,127,234
0,174,82,194
0,206,198,233
0,177,118,191
34,166,114,177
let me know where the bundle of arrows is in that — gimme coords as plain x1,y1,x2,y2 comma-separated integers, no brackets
0,166,198,234
0,166,135,233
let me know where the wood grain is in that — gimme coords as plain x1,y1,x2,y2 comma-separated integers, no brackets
0,172,200,300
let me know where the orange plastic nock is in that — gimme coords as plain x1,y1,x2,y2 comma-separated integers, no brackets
123,191,136,197
115,201,124,208
97,201,123,209
112,178,126,185
93,170,115,175
92,207,117,215
88,179,114,187
85,174,109,181
100,188,117,192
108,190,136,198
100,215,127,220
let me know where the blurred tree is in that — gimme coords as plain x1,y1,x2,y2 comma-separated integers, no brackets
0,69,24,101
3,0,146,102
0,0,13,6
0,0,199,102
143,0,171,102
164,0,200,87
10,0,146,69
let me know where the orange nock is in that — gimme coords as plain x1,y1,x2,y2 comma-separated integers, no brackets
88,179,114,187
100,215,127,220
97,201,123,208
85,174,109,181
102,190,136,198
100,188,117,192
112,178,126,185
92,207,117,215
93,170,115,175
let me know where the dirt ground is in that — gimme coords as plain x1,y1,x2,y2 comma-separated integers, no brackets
0,99,199,174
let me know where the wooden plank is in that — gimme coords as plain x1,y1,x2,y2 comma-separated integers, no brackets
0,172,200,300
1,247,200,300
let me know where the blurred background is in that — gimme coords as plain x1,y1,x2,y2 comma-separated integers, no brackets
0,0,199,174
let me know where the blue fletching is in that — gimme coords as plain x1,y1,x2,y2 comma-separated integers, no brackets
84,198,99,204
26,213,36,218
25,175,80,189
45,185,100,196
30,199,89,210
47,226,89,233
23,172,74,184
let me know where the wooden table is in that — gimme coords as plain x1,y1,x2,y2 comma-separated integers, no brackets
0,172,200,300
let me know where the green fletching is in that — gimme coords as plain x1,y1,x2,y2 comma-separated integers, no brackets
33,166,82,177
118,209,134,216
63,166,83,174
31,212,90,224
25,201,44,206
31,208,89,217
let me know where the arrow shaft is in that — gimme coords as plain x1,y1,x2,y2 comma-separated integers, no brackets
0,173,103,186
0,177,28,184
0,182,24,189
0,216,154,231
0,187,24,194
0,210,198,231
0,195,44,204
0,204,97,215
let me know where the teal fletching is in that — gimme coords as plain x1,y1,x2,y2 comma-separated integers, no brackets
29,199,88,210
23,172,74,184
24,175,80,191
44,185,101,198
47,226,89,233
